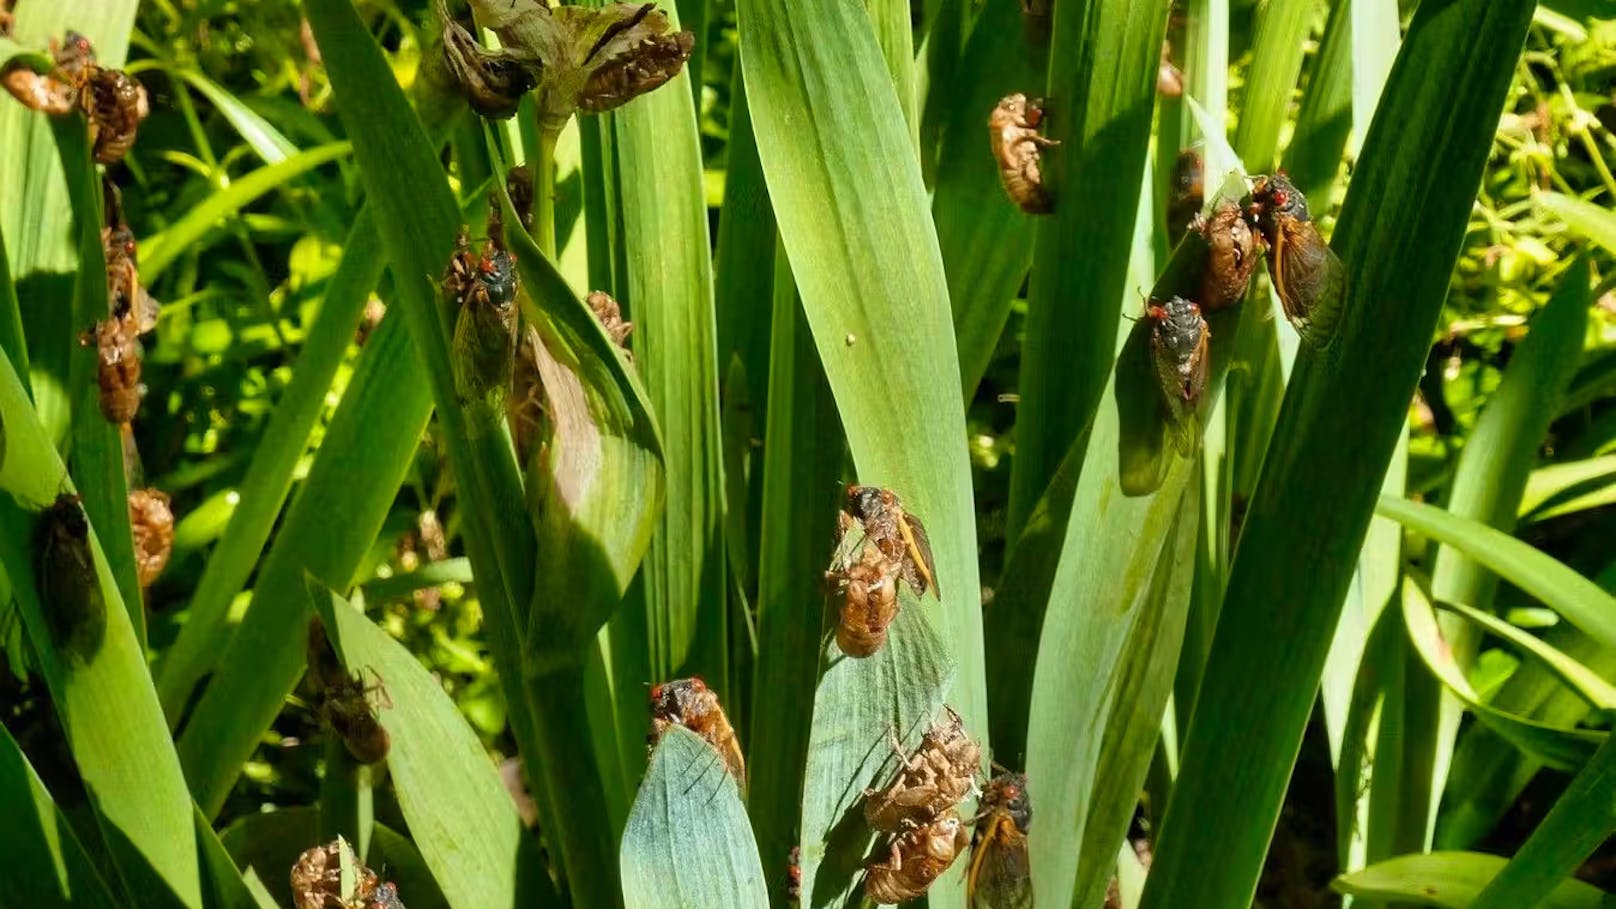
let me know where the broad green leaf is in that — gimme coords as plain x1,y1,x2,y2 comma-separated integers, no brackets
1437,599,1616,711
1471,726,1616,909
194,807,278,909
745,253,845,900
1282,0,1353,203
1335,852,1616,908
139,142,352,280
0,351,201,906
1140,3,1537,906
867,0,917,146
1378,495,1616,652
0,725,120,908
309,580,560,909
737,0,986,788
1403,578,1601,773
1234,0,1317,173
795,607,953,908
1007,0,1170,540
620,727,768,909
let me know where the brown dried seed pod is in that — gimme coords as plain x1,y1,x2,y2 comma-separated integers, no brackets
1193,200,1260,312
323,669,392,765
988,93,1061,215
127,487,173,589
36,492,106,660
967,772,1034,909
289,838,377,909
843,485,938,598
648,677,746,785
863,706,981,832
435,0,540,120
586,290,634,358
80,65,147,164
576,5,694,113
81,314,142,424
864,810,970,905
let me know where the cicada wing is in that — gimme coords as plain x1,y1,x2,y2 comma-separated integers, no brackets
899,512,940,598
1273,220,1346,349
968,819,1034,909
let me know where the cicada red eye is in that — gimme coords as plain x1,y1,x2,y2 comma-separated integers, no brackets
649,684,663,700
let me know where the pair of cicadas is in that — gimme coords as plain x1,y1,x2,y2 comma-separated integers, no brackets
647,677,746,786
85,180,159,426
306,619,393,765
1,31,148,163
825,485,939,659
290,837,406,909
860,708,981,903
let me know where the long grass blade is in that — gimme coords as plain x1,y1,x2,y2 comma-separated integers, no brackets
0,724,121,908
1335,851,1616,908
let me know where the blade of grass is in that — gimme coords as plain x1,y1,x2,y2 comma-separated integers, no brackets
1335,851,1616,908
1233,0,1316,173
1520,455,1616,523
745,250,845,901
1437,599,1616,710
1006,0,1170,540
620,727,768,908
194,807,279,909
0,223,29,396
0,724,121,908
1471,728,1616,909
1282,0,1353,204
169,67,301,164
868,0,918,149
712,71,777,441
737,0,987,778
310,579,561,909
1539,191,1616,253
1139,3,1537,905
0,354,201,906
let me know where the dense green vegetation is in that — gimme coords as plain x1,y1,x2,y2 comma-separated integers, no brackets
3,0,1616,907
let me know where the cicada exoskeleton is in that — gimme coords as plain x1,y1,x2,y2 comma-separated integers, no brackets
862,706,981,832
290,838,378,909
79,65,147,164
1247,173,1346,347
81,314,143,424
127,487,173,588
864,810,970,904
989,93,1061,215
968,772,1034,909
1193,199,1260,312
586,290,634,359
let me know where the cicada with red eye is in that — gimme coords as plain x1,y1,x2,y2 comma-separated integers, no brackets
36,491,105,660
989,93,1061,215
968,772,1034,909
445,211,519,407
1247,173,1346,346
649,677,746,785
842,485,939,599
1144,296,1209,454
1192,200,1260,312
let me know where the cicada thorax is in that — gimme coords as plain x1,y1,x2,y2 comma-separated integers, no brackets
35,492,106,660
967,772,1034,909
81,313,143,424
864,810,970,905
127,487,173,588
647,677,747,785
988,93,1061,215
1193,199,1260,312
1248,173,1347,347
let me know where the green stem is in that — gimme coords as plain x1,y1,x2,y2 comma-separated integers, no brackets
527,662,624,909
536,124,559,259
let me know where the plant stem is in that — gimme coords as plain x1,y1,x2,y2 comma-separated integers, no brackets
536,123,560,259
527,662,624,909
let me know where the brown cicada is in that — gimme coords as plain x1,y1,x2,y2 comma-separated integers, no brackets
36,491,105,660
968,772,1034,909
506,164,535,232
1144,296,1209,453
863,706,981,832
989,93,1061,215
103,181,159,335
127,487,173,589
864,810,970,904
290,838,378,909
785,845,802,904
445,212,519,407
648,677,746,785
82,313,143,424
1247,173,1346,346
842,485,939,599
1192,199,1260,312
324,669,392,765
79,65,148,164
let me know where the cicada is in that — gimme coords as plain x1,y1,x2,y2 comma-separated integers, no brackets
82,314,143,424
968,772,1034,909
1247,173,1346,346
127,487,173,589
843,485,939,599
989,93,1061,215
506,164,534,232
1192,200,1260,312
371,881,407,909
103,185,159,335
829,534,900,658
290,838,378,909
445,219,519,407
1144,296,1209,453
648,677,746,785
80,65,147,164
586,290,634,358
35,492,105,660
785,845,802,904
863,706,981,832
1157,42,1183,98
323,668,393,765
864,810,970,904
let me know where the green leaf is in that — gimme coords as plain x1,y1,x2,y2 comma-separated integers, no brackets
139,142,352,280
620,727,768,908
1234,0,1316,172
1377,495,1616,652
795,608,953,908
1520,455,1616,523
1281,0,1352,202
0,725,121,908
1334,851,1616,908
1140,2,1537,905
1437,599,1616,711
195,806,278,909
1539,191,1616,254
1006,0,1170,540
737,0,986,783
170,67,301,164
308,580,560,909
